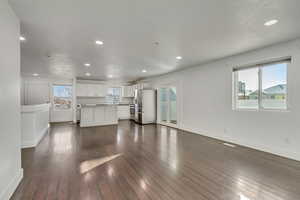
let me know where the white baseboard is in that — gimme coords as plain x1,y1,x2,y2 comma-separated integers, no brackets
21,140,36,148
22,125,49,148
178,125,300,162
0,168,23,200
80,121,118,128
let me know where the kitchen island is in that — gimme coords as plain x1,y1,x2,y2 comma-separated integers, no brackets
80,104,118,127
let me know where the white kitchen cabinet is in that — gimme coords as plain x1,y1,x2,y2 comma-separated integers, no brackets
117,105,130,119
129,86,135,97
134,83,150,90
77,83,88,97
122,85,135,97
121,86,127,97
80,105,118,127
95,84,107,97
76,83,107,97
105,106,118,122
94,106,105,123
86,84,95,96
81,106,94,122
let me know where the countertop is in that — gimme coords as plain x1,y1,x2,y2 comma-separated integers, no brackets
80,103,132,107
21,103,50,113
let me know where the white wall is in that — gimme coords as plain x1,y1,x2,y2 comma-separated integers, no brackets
21,78,50,105
141,39,300,161
0,1,23,199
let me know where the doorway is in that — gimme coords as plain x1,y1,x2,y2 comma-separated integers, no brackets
50,84,73,122
158,87,177,127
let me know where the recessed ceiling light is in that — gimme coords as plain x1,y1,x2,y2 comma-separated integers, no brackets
85,72,91,76
84,63,91,67
176,56,182,60
142,69,147,73
264,19,278,26
108,75,113,78
95,40,104,45
32,73,39,76
19,36,26,41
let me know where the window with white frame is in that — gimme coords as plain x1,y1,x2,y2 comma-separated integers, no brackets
106,87,121,104
233,58,290,110
53,85,73,110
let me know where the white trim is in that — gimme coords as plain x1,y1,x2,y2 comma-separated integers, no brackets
72,78,77,123
80,121,118,128
22,125,49,148
0,168,23,200
21,103,50,113
178,125,300,162
157,122,178,129
157,86,179,129
258,67,263,110
233,56,291,71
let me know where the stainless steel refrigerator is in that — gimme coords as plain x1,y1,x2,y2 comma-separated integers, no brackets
134,89,156,124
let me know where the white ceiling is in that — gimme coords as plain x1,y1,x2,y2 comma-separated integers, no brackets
9,0,300,82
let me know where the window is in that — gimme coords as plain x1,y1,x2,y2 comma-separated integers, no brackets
261,63,287,109
235,67,259,109
106,87,121,104
233,58,289,110
53,85,72,110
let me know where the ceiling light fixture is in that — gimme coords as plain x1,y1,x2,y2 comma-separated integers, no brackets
85,72,91,76
32,73,39,76
142,69,147,73
84,63,91,67
264,19,278,26
95,40,104,45
19,36,26,41
176,56,182,60
108,75,113,78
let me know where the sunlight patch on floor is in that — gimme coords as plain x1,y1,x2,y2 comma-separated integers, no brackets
80,154,122,174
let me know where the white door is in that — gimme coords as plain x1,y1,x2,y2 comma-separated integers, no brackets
51,84,73,122
158,87,177,127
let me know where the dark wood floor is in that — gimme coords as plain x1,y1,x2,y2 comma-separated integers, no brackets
11,120,300,200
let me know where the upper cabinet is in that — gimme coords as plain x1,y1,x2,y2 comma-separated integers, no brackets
76,83,87,97
121,83,150,97
77,83,107,97
94,84,107,97
77,82,148,98
121,85,135,97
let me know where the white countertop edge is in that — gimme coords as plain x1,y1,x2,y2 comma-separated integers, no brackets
21,103,50,113
81,104,126,107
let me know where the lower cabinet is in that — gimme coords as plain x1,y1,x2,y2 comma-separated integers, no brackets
94,106,105,123
117,105,130,119
81,107,94,122
80,105,118,127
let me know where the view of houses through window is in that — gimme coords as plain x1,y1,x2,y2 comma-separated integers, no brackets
234,61,288,110
53,85,73,110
